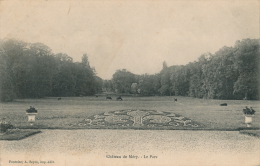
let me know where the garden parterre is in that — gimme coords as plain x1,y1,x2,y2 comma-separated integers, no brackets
0,96,259,130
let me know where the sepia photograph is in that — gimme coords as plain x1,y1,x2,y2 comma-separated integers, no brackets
0,0,259,166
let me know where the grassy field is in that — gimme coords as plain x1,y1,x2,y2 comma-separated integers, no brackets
0,129,41,140
0,96,259,130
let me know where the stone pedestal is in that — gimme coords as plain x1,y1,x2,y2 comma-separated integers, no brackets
245,115,253,127
26,113,37,125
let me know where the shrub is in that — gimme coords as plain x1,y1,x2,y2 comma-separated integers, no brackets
26,106,38,113
243,107,255,115
0,119,13,133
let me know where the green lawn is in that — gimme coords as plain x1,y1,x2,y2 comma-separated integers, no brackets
0,129,41,140
239,130,260,138
0,96,259,130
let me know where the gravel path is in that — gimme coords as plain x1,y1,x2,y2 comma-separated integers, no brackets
1,130,260,166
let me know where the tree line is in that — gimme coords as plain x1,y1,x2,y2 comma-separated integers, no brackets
105,38,259,100
0,39,102,101
0,38,259,102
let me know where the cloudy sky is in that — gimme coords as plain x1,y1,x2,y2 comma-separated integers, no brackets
0,0,259,79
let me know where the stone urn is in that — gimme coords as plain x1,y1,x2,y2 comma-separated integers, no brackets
243,107,255,128
26,106,38,125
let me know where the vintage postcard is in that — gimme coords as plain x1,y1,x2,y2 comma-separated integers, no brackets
0,0,259,166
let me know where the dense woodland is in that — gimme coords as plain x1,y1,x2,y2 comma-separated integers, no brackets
104,38,259,100
0,38,259,102
0,39,102,101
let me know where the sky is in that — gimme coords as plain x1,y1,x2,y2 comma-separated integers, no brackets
0,0,259,79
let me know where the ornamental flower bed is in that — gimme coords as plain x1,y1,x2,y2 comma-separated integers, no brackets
69,109,203,129
0,119,14,133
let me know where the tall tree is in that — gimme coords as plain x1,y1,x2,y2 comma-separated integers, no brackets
112,69,136,93
233,39,259,99
0,51,15,101
159,62,171,95
170,65,190,96
81,53,91,69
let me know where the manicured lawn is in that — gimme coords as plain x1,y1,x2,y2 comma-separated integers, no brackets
0,129,41,140
239,130,260,137
0,96,259,130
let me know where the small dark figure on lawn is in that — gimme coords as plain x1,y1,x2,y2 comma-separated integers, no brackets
58,97,61,100
116,96,123,101
220,103,227,106
174,98,177,102
106,96,112,100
